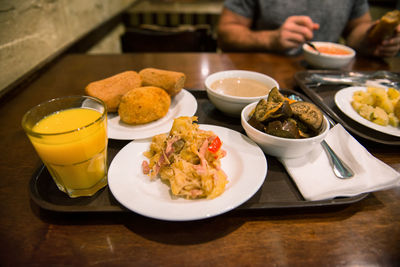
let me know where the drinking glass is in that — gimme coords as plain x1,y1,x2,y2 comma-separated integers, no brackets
22,96,108,198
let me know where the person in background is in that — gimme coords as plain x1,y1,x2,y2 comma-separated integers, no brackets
217,0,400,57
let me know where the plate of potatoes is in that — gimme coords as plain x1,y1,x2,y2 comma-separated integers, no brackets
335,86,400,137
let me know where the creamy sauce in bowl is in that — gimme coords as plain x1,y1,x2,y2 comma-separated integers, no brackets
210,78,270,97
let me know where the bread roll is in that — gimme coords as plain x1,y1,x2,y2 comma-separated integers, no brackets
118,86,171,124
139,68,186,96
368,10,400,44
85,71,142,112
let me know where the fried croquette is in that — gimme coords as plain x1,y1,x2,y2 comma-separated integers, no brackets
118,86,171,124
85,71,142,112
139,68,186,96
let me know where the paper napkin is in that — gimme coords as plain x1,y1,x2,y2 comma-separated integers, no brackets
280,124,400,201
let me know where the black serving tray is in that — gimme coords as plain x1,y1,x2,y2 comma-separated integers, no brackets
29,90,368,213
294,70,400,146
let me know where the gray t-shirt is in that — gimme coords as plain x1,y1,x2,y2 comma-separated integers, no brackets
224,0,369,43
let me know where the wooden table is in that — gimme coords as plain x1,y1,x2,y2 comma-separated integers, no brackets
1,53,399,266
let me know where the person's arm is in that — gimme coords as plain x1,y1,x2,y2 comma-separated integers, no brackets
345,12,400,57
217,8,275,52
217,8,319,52
343,12,374,54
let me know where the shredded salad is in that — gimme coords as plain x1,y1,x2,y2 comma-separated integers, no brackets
142,116,228,199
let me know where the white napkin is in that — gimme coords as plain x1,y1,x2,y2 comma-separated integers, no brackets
280,124,400,201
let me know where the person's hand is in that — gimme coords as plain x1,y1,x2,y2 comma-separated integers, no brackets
273,16,320,51
373,24,400,57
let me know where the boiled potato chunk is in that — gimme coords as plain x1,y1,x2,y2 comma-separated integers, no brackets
371,107,389,126
351,87,400,127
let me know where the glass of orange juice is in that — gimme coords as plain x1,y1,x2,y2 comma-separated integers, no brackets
22,96,108,198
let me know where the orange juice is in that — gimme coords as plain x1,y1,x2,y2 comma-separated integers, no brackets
23,97,108,198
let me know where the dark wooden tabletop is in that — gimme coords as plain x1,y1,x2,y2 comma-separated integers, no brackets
1,53,399,266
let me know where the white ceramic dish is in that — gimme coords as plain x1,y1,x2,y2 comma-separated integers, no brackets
335,86,400,137
107,89,197,140
302,42,355,69
108,124,268,221
241,102,330,159
205,70,279,117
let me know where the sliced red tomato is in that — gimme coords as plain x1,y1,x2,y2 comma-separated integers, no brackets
208,136,221,153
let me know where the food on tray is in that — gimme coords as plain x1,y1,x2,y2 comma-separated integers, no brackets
139,68,186,96
85,71,142,112
248,88,324,138
118,86,171,124
142,116,228,199
351,87,400,127
315,46,352,55
85,68,188,125
290,102,324,132
395,99,400,121
210,77,271,97
368,10,400,44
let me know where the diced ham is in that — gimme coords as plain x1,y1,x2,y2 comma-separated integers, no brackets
190,189,203,198
151,137,181,176
153,153,165,176
193,164,206,175
193,138,209,175
142,160,150,174
165,136,180,156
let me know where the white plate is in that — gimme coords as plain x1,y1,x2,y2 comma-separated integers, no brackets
107,89,197,140
108,124,268,221
335,86,400,137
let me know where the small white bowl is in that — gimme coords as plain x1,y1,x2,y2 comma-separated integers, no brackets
205,70,279,117
303,41,355,69
241,102,330,158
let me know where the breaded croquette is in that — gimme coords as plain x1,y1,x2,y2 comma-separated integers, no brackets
85,71,142,112
139,68,185,96
118,86,171,124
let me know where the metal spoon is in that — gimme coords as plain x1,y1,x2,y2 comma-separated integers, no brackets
288,93,354,179
305,42,320,54
322,115,354,179
288,94,354,179
321,140,354,179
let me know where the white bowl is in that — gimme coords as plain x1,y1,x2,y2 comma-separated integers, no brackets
302,41,355,69
205,70,279,117
241,102,330,158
